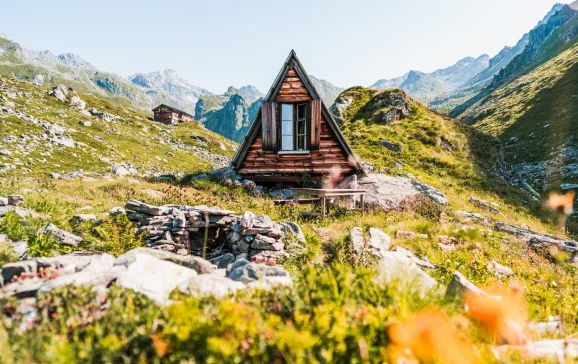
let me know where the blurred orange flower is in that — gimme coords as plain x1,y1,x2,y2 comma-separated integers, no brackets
545,191,575,216
388,309,476,364
150,333,170,357
465,283,530,345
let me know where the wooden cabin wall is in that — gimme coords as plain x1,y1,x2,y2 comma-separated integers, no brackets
275,66,312,103
237,114,356,180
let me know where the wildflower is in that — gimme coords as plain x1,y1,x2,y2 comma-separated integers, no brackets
150,333,170,357
388,309,476,364
465,282,530,345
545,191,575,215
545,191,575,234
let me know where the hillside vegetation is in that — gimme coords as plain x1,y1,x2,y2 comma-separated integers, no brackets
0,74,235,178
2,79,578,362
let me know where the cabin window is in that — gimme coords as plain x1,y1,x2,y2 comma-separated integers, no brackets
280,103,308,151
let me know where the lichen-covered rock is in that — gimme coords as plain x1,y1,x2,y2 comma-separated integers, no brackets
358,174,447,212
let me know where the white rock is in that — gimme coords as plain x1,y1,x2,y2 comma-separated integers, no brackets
116,254,197,304
178,275,245,298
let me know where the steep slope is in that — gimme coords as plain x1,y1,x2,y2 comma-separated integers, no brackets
429,3,565,113
335,87,508,192
195,87,262,142
370,55,490,102
455,41,578,191
128,70,213,115
238,85,265,103
0,73,235,178
309,75,344,106
451,2,578,119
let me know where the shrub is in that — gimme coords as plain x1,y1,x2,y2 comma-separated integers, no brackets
83,214,144,256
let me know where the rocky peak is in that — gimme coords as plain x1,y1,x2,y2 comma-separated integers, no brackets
57,53,97,71
239,85,264,103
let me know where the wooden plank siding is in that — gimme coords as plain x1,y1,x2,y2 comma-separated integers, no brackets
237,115,356,179
274,66,312,103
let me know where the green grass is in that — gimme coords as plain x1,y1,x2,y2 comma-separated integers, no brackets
1,77,578,362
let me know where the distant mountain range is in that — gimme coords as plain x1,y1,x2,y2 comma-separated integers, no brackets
370,55,490,101
372,3,565,113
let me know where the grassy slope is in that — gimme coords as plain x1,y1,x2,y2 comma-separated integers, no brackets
0,74,235,178
1,85,578,362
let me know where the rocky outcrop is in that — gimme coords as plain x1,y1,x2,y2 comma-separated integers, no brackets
494,223,578,259
357,174,447,212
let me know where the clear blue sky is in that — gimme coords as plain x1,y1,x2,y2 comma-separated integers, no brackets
1,0,571,93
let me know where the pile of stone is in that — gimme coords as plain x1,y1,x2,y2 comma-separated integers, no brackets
113,200,304,266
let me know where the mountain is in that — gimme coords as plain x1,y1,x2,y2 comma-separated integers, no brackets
195,86,263,142
430,3,566,113
452,2,578,191
370,55,490,101
128,70,212,115
0,34,210,114
309,75,344,106
238,85,265,103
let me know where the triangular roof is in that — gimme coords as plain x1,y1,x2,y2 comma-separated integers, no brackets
232,50,361,171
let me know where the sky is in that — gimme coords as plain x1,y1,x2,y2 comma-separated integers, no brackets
0,0,572,94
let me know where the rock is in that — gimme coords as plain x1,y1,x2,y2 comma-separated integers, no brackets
0,277,44,299
38,269,121,294
368,228,391,255
494,223,578,254
454,210,492,226
68,94,86,109
178,275,245,298
357,174,447,212
71,214,96,223
266,228,285,239
240,211,255,229
42,223,82,247
329,95,353,124
445,271,488,301
0,205,37,219
469,197,500,214
7,195,23,206
380,138,404,152
116,253,197,304
251,236,284,251
279,222,306,243
78,120,91,127
209,253,235,269
125,200,167,216
48,85,67,102
110,206,126,216
252,215,274,229
114,248,216,274
350,227,365,253
193,205,235,216
395,230,428,239
226,260,290,284
242,228,271,236
529,319,563,336
392,247,436,269
493,339,578,362
9,240,27,260
37,252,115,273
0,197,7,206
247,276,293,290
488,260,514,278
378,251,441,296
1,260,41,286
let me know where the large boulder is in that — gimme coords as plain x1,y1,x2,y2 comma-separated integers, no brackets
114,248,216,274
42,224,83,247
377,250,442,297
116,253,197,304
358,174,447,212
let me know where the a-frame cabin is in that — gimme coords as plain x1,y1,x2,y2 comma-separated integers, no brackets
231,50,362,184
